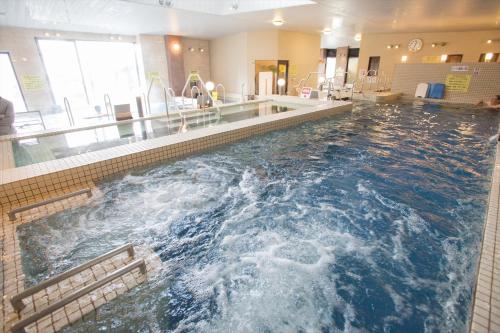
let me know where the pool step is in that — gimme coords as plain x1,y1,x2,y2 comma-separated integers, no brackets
7,244,161,333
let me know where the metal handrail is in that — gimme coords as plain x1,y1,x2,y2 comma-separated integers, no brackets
8,188,92,221
190,86,201,108
10,258,146,333
63,97,75,126
104,94,113,120
215,83,226,104
180,73,220,117
295,71,325,94
10,243,135,311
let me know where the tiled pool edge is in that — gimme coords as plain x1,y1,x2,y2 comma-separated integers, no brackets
470,143,500,333
0,102,352,213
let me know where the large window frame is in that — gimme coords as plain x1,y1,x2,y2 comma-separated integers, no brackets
0,52,28,112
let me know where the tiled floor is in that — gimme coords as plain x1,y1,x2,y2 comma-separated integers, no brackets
471,144,500,333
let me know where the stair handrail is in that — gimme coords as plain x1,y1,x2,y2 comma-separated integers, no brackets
10,258,146,333
215,83,226,104
10,243,136,312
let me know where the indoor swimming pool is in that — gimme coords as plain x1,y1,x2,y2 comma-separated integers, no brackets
16,101,500,332
8,100,303,167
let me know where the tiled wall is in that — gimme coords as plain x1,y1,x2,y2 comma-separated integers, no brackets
391,63,500,104
0,104,351,213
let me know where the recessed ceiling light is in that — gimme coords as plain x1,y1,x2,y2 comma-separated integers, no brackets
354,33,362,41
55,33,61,37
189,47,195,52
44,32,50,37
323,28,332,35
272,18,284,27
199,48,205,52
487,39,492,44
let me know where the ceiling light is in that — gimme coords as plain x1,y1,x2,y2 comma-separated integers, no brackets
401,55,408,63
485,53,494,62
272,18,284,26
159,0,173,7
394,44,400,49
110,36,115,40
487,39,492,44
199,48,205,52
440,54,448,62
387,45,392,49
55,33,61,37
188,47,195,52
323,28,332,35
44,32,50,37
431,43,436,48
354,33,362,42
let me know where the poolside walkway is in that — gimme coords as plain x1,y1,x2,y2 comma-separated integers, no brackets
471,144,500,333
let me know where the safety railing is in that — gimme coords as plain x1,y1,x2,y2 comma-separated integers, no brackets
63,97,75,126
180,73,221,117
295,71,326,94
215,83,226,104
8,188,92,221
10,245,145,333
104,94,113,120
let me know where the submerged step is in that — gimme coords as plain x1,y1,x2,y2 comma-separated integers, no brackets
7,245,161,333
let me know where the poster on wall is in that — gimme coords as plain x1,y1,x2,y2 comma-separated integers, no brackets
451,65,469,72
21,75,44,91
445,74,471,92
146,72,160,83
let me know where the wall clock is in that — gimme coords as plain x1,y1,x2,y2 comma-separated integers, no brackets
408,38,423,52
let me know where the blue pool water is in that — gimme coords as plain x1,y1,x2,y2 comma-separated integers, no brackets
17,101,500,332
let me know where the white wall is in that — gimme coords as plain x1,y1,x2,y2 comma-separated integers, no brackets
210,32,248,96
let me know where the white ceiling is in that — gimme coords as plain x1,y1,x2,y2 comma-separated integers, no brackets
0,0,499,48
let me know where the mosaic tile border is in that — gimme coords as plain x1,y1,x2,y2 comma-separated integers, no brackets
0,101,352,213
470,143,500,333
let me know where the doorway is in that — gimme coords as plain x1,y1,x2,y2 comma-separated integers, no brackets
446,54,463,63
367,56,380,75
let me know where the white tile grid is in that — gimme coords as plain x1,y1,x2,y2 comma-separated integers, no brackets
471,143,500,333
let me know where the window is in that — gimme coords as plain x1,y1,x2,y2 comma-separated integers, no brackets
37,39,140,125
0,53,27,112
325,57,336,79
479,53,499,62
367,56,380,76
446,54,463,63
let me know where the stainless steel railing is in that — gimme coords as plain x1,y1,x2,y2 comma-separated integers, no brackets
63,97,75,126
10,243,135,311
8,188,92,221
10,256,146,333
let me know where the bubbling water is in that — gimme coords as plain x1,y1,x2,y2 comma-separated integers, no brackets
17,101,500,333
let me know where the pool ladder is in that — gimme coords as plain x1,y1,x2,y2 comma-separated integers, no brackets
9,243,147,333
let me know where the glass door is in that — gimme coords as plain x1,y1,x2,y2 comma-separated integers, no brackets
37,39,90,125
76,41,140,120
38,39,141,126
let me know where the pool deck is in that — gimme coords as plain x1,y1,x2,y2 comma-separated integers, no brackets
471,143,500,333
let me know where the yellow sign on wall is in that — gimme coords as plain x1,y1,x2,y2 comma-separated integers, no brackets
22,75,44,91
445,74,471,92
422,56,441,64
146,72,160,83
289,64,298,76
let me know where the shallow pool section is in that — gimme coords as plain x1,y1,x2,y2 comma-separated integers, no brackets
18,101,500,332
11,101,299,167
